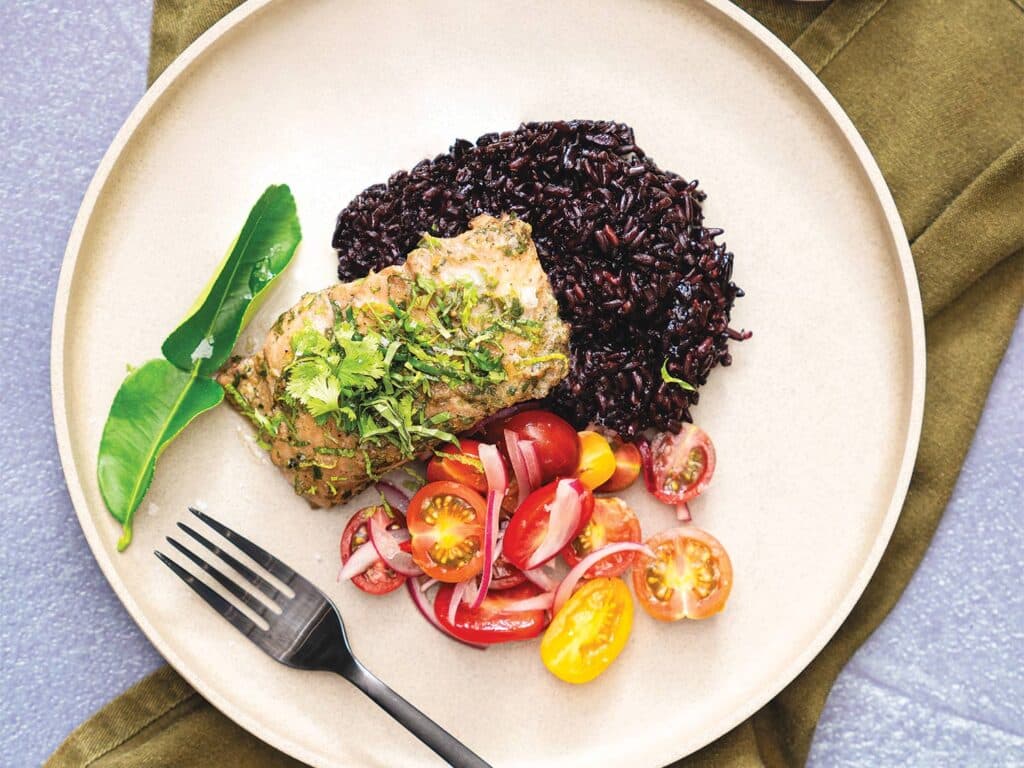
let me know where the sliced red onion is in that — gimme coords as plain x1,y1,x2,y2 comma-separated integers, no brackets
462,577,479,606
468,443,508,611
405,578,485,650
552,542,656,614
637,436,658,495
520,440,543,488
419,577,438,592
470,487,503,610
525,478,584,569
500,591,555,613
449,580,468,625
338,542,381,582
522,564,559,591
374,481,411,514
504,429,534,505
478,443,509,494
367,515,421,577
392,528,411,544
676,502,692,522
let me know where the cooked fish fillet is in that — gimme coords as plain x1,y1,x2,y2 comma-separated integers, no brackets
219,214,570,507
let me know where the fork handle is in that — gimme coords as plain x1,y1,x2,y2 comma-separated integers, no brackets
341,661,492,768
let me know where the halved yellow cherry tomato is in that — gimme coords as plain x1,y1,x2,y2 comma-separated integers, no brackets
574,431,616,490
632,527,732,621
540,577,633,684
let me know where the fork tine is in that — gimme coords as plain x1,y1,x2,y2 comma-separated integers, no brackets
154,551,262,638
190,507,310,590
166,537,273,619
176,522,282,602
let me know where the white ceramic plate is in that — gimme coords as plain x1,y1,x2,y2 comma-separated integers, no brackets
52,1,924,766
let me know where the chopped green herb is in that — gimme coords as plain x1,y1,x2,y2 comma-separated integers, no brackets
224,382,284,439
520,352,568,367
661,359,696,391
433,450,484,472
402,464,426,483
282,274,538,461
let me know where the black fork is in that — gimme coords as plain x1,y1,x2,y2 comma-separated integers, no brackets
156,507,491,768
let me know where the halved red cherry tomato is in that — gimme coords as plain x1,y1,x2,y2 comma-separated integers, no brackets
643,425,716,504
489,410,580,483
632,527,733,621
340,506,407,595
574,431,616,490
598,439,643,493
426,439,489,493
407,481,486,583
562,497,641,578
434,582,549,644
502,480,594,571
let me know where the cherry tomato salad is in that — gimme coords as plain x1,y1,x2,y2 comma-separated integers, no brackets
337,407,733,684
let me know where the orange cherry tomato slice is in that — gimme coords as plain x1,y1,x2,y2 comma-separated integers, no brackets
632,526,733,621
407,481,486,583
562,497,642,578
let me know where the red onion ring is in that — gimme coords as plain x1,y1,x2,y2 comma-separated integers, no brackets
449,580,468,625
676,502,692,522
525,478,584,569
368,514,421,577
405,578,485,650
552,542,655,614
374,481,411,513
337,541,381,582
499,591,555,613
463,577,479,606
470,489,503,611
478,443,509,494
522,564,559,591
470,443,507,611
504,430,534,505
520,440,543,488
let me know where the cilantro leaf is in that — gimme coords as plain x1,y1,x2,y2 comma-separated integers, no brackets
285,357,341,417
334,330,387,390
291,322,333,358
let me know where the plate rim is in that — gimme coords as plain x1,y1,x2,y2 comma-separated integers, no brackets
50,1,926,765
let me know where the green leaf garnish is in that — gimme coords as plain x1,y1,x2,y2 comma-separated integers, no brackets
97,185,302,549
161,185,301,375
661,359,696,391
97,360,224,551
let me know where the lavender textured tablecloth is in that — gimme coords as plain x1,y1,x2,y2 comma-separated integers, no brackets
0,2,1020,766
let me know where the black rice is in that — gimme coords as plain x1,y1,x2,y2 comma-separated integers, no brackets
332,120,746,439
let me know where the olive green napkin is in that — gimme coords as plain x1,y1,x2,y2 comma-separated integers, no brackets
49,1,1023,766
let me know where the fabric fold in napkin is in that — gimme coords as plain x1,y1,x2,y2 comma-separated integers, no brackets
47,0,1023,766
